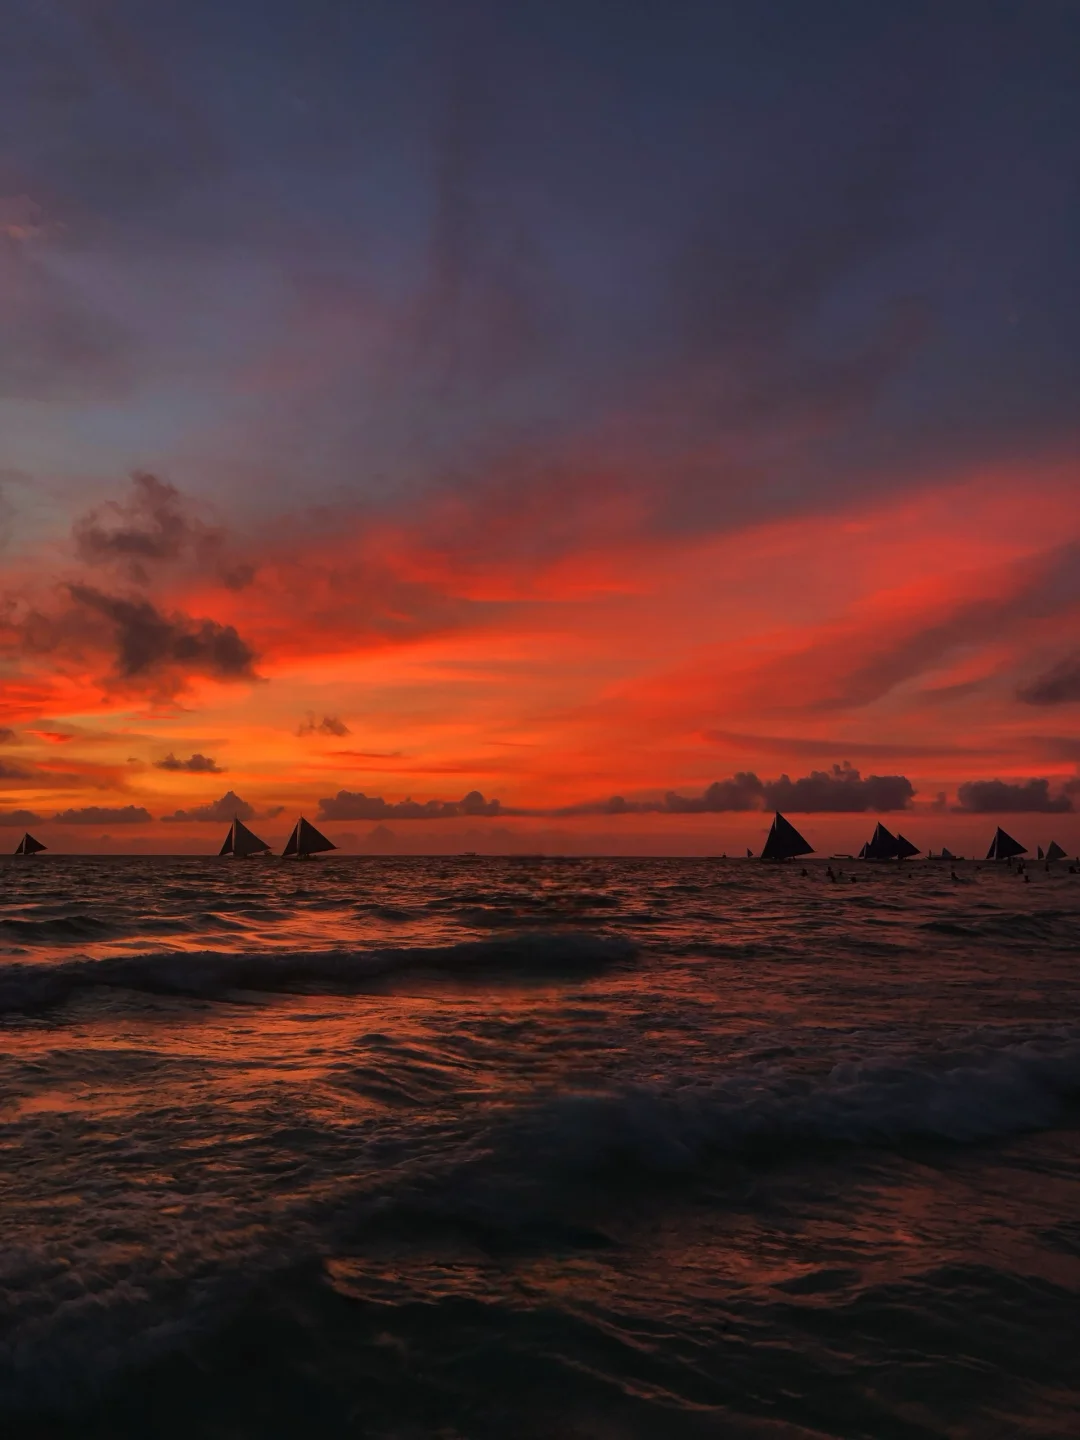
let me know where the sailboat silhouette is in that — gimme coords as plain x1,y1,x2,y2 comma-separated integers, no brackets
986,827,1026,861
282,817,336,860
760,812,813,861
218,818,271,857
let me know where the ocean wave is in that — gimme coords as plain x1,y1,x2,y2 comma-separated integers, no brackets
0,915,119,942
921,910,1079,944
476,1031,1080,1179
0,930,637,1014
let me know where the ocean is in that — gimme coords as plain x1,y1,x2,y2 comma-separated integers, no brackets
1,855,1078,1438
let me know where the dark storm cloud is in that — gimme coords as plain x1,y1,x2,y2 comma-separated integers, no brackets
0,809,43,826
562,766,914,816
560,775,765,816
52,805,151,825
318,789,502,820
662,775,766,813
953,779,1073,814
297,714,350,737
161,790,255,823
154,753,222,774
1018,654,1080,706
63,585,258,683
73,474,256,588
763,764,915,813
0,761,32,780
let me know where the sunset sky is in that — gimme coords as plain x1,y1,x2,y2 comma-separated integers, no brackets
2,1,1078,854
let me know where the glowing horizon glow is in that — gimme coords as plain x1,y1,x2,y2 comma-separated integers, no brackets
3,458,1079,854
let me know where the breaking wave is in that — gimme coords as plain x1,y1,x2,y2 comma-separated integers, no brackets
0,930,637,1014
471,1030,1080,1182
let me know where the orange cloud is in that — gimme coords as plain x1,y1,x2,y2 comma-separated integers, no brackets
1,455,1078,849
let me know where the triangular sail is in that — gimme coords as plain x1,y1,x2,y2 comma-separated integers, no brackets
218,827,234,856
760,812,813,861
14,831,46,855
940,846,956,860
232,819,270,856
296,816,335,855
1046,840,1067,863
746,847,753,858
857,841,869,859
986,826,1026,860
895,833,920,859
864,822,900,859
1037,845,1045,860
282,817,336,857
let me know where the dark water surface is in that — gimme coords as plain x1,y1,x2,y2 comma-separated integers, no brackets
1,855,1078,1437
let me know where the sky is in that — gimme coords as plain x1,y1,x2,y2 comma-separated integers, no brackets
1,0,1079,855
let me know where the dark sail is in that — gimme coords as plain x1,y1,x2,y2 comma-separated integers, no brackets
746,847,753,858
1037,846,1044,860
233,819,270,856
940,847,956,861
857,841,869,859
1046,840,1067,863
14,831,46,855
219,818,271,857
894,833,920,860
986,827,1026,860
863,822,900,860
760,812,813,861
282,816,336,858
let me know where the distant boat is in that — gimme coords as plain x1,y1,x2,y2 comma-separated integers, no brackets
860,823,920,861
760,812,813,861
862,822,898,860
218,818,271,858
1045,840,1067,863
14,831,46,856
986,827,1026,861
282,816,336,860
746,847,753,858
1037,845,1045,860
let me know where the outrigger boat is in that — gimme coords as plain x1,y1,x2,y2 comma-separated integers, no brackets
282,817,336,860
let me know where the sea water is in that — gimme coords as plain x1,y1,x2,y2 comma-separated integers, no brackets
1,855,1078,1437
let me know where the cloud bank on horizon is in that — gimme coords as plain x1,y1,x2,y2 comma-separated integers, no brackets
1,2,1078,850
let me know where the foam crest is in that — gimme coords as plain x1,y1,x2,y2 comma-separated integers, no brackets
491,1032,1080,1176
0,930,637,1013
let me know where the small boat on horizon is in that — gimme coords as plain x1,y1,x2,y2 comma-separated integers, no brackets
218,818,271,858
13,831,46,856
858,823,919,861
986,827,1026,861
282,816,336,860
760,812,813,862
